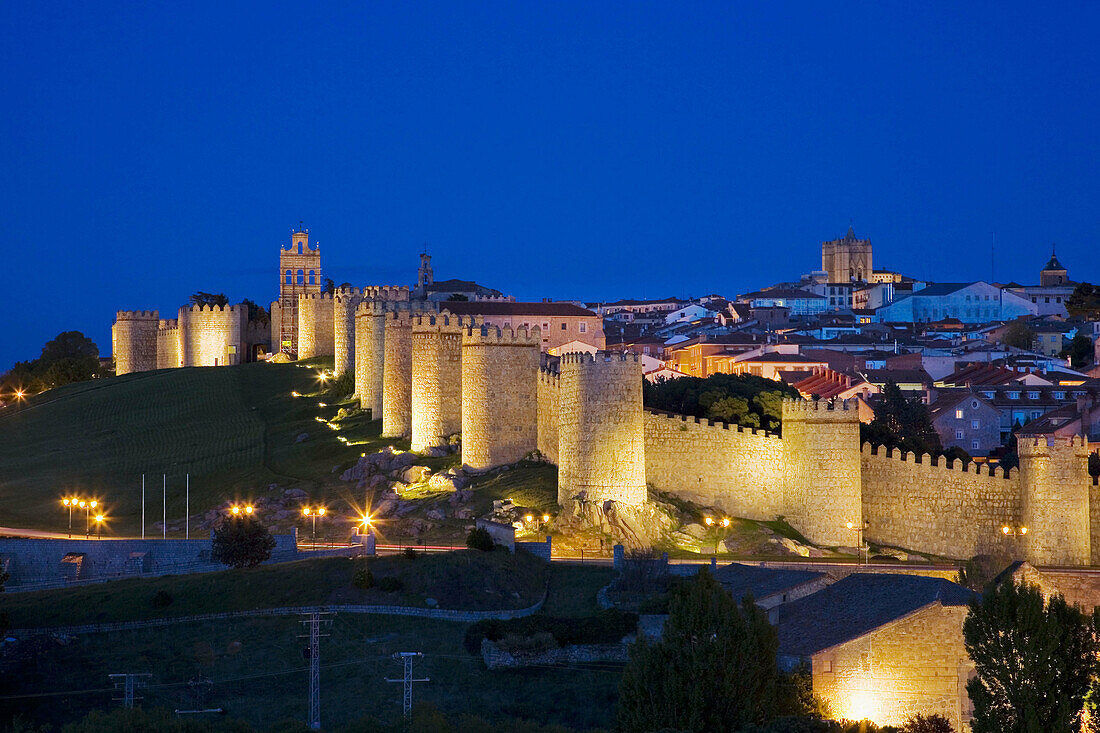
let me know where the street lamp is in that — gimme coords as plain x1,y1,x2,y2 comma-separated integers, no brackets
846,520,871,566
229,504,255,517
1002,525,1028,537
95,514,105,539
302,506,326,549
78,499,99,539
62,497,76,538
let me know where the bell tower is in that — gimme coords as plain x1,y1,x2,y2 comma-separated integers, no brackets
277,225,322,354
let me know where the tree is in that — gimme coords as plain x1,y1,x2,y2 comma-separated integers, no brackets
644,372,799,433
900,714,954,733
617,567,778,732
1067,282,1100,320
322,277,336,294
446,293,470,301
860,381,942,457
211,516,276,568
964,581,1100,733
466,527,495,552
0,331,103,395
189,291,229,307
1001,320,1035,350
1089,451,1100,480
241,298,269,325
1062,332,1095,369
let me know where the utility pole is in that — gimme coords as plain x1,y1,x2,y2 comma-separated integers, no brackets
162,474,166,539
298,610,332,730
386,652,429,727
185,473,190,539
109,673,151,708
141,474,145,539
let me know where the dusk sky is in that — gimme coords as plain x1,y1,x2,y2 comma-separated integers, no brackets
3,2,1098,369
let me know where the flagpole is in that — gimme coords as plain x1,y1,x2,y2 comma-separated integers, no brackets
162,474,166,540
141,474,145,539
186,474,190,540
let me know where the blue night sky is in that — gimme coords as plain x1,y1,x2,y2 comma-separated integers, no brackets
2,2,1098,369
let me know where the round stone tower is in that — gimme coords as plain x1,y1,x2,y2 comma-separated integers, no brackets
382,310,415,438
780,398,863,548
297,293,335,359
112,310,160,375
332,288,363,378
461,325,541,470
410,312,470,451
557,351,646,507
354,300,387,417
1018,435,1091,566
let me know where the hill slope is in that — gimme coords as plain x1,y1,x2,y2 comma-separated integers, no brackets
0,362,390,532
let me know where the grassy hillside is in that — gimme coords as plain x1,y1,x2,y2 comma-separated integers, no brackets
0,361,401,533
0,551,550,628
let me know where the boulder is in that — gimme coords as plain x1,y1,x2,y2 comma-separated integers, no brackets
428,474,460,492
448,489,473,506
401,466,432,484
373,499,399,517
283,488,309,500
295,433,310,443
423,446,448,458
425,508,446,521
681,523,710,540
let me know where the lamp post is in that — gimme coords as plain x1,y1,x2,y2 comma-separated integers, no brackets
846,520,870,566
78,500,98,539
95,514,104,539
704,516,731,559
62,497,75,538
302,506,326,550
229,504,255,517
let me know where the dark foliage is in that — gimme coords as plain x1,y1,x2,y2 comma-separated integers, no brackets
900,713,954,733
643,372,800,433
1,331,104,394
1062,332,1095,369
956,554,1011,592
353,563,375,589
464,609,639,655
1090,451,1100,479
211,516,276,569
617,567,778,732
403,547,419,560
1000,320,1035,350
323,277,336,294
860,381,942,458
188,291,229,307
743,719,900,733
1067,282,1100,320
466,527,495,552
447,293,470,301
149,589,173,608
240,298,269,325
964,581,1100,732
616,547,669,595
376,576,403,592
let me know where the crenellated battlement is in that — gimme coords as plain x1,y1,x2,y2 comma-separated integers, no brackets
334,287,363,299
646,408,780,441
363,285,410,301
781,397,859,420
1018,434,1091,457
462,324,541,345
298,292,335,302
560,350,639,365
412,310,478,332
860,442,1015,480
115,310,160,321
280,240,319,253
185,303,248,314
158,319,179,331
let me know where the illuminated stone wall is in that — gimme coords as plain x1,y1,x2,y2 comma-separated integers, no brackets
297,293,335,359
461,325,540,469
410,311,470,451
355,301,387,415
536,364,560,464
332,288,364,378
812,603,972,731
156,319,180,369
111,310,159,375
178,304,247,367
1018,435,1092,566
382,311,414,438
557,352,647,507
644,411,785,519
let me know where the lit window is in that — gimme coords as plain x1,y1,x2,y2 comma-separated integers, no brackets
1007,392,1020,400
971,420,980,429
955,409,964,419
1027,391,1039,399
1053,391,1065,400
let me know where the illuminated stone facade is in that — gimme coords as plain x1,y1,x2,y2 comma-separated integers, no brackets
111,311,160,375
410,311,472,451
461,325,540,469
822,227,873,283
275,229,321,354
297,293,335,359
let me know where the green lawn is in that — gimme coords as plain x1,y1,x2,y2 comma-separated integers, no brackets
0,551,551,629
0,560,620,731
0,361,398,533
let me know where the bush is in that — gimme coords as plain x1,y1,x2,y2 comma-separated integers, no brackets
353,564,374,590
150,589,174,608
211,516,277,569
466,527,494,552
377,576,403,593
403,547,419,560
901,713,954,733
463,609,638,655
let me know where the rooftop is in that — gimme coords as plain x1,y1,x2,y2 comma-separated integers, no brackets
443,301,597,317
713,563,828,602
775,573,973,657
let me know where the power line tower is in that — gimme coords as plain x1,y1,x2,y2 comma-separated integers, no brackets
109,673,151,708
386,652,429,727
298,610,333,731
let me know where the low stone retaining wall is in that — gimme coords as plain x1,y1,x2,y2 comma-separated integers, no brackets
480,637,630,669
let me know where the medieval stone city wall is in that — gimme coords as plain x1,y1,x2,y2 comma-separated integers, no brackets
382,311,416,438
156,319,181,369
644,411,786,520
536,365,560,464
557,352,647,507
111,311,160,375
1017,435,1092,566
297,293,335,359
410,312,472,451
355,300,388,415
781,400,864,548
461,325,540,469
269,301,282,353
332,287,364,377
177,304,247,367
860,445,1021,561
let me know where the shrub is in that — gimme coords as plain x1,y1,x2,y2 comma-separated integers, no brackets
150,589,174,608
402,547,419,560
353,564,374,590
466,527,494,552
377,576,403,593
463,609,638,655
211,516,276,569
901,713,954,733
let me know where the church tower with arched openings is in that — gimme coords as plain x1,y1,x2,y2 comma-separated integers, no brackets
275,225,321,354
